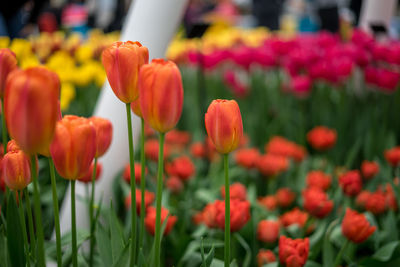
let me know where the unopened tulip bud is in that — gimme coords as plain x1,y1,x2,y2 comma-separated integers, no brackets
89,116,113,158
0,48,18,97
102,41,149,103
5,67,60,155
205,99,243,154
50,115,96,180
139,59,184,133
2,150,32,190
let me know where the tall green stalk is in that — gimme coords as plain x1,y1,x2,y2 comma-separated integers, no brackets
17,191,30,267
223,154,230,267
24,188,35,256
48,158,62,267
89,157,98,267
154,133,165,267
126,103,137,266
30,154,46,266
334,239,349,267
71,180,77,267
139,118,146,249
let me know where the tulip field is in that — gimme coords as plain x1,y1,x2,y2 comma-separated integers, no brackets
1,27,400,267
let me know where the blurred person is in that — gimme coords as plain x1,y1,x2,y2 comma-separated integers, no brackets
0,0,48,38
252,0,284,30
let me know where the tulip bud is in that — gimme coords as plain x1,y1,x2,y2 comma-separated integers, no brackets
78,161,103,184
279,236,309,267
50,115,96,180
2,150,32,190
89,116,113,158
5,67,60,155
139,59,184,133
205,99,243,154
144,206,177,236
341,208,376,243
0,48,18,97
257,249,276,266
130,98,142,118
257,220,280,243
102,41,149,103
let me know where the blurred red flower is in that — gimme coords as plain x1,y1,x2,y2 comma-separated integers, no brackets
385,146,400,167
125,189,155,215
365,191,386,215
123,163,147,184
276,188,296,208
361,160,379,180
165,156,195,181
257,154,289,177
265,136,306,162
257,220,280,243
339,170,362,196
302,187,333,218
342,208,376,243
234,148,260,169
258,195,278,211
145,206,177,236
306,170,332,191
307,126,337,151
166,176,184,194
257,249,276,266
220,182,247,201
279,236,309,267
214,199,250,232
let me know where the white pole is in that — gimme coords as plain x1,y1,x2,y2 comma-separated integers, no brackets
58,0,189,240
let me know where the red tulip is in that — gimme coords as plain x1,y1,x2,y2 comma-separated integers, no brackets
339,170,362,196
139,59,183,133
165,156,195,181
123,163,147,184
384,146,400,167
102,41,149,103
214,199,250,232
276,188,296,208
361,160,379,179
257,220,280,243
342,208,376,243
303,187,333,218
279,236,309,267
89,117,113,158
280,208,309,229
2,149,32,190
356,191,371,209
125,189,155,215
306,171,331,191
166,176,184,194
5,67,60,155
257,154,289,177
265,136,306,162
307,126,337,151
50,115,96,180
205,99,243,154
190,142,206,158
365,191,386,215
0,48,18,97
144,139,171,161
258,195,277,211
235,148,260,169
257,249,276,266
220,182,247,201
144,206,177,236
78,162,103,184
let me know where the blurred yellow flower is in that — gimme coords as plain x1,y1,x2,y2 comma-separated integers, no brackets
0,37,10,48
60,83,76,111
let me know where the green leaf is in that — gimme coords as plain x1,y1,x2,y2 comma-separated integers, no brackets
6,193,26,267
180,239,224,263
230,259,238,267
96,224,113,267
323,220,338,267
234,233,251,267
372,241,399,262
203,246,215,267
304,261,322,267
263,263,278,267
112,243,130,267
109,202,125,263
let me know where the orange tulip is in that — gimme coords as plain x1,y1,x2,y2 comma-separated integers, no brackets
102,41,149,103
0,48,18,97
50,115,96,180
139,59,184,133
2,148,32,190
5,67,60,155
205,99,243,154
89,116,113,158
130,98,142,117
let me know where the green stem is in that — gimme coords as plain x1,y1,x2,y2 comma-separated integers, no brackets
154,133,165,267
334,239,350,267
24,188,35,256
89,157,98,267
139,118,146,250
17,191,30,267
48,158,62,267
1,98,7,155
31,154,46,267
126,103,137,266
224,154,230,267
71,180,77,267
